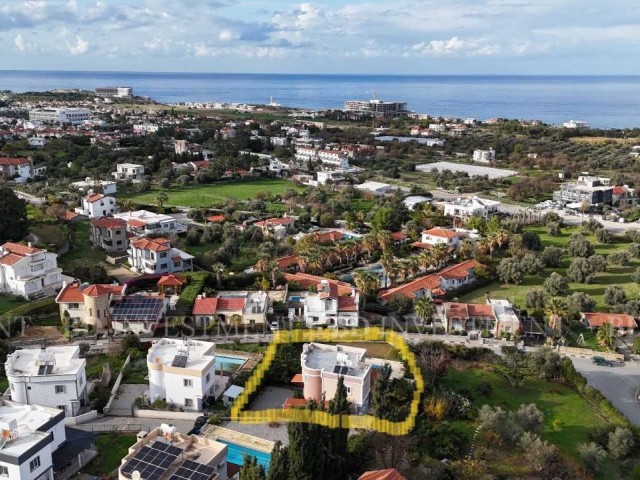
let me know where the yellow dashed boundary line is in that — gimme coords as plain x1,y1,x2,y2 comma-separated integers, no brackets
230,327,424,436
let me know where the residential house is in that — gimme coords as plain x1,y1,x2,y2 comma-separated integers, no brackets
254,217,296,239
472,149,496,163
0,243,68,299
75,193,118,219
443,196,501,218
612,185,638,207
285,273,359,328
0,400,83,480
192,291,270,327
301,343,372,413
71,179,117,195
553,175,613,206
147,339,217,412
111,163,145,182
439,299,520,336
128,237,194,274
56,281,126,330
110,294,168,334
378,259,484,304
420,227,460,249
117,425,228,480
115,210,188,236
5,346,88,417
90,217,128,253
403,195,431,211
0,157,33,183
581,312,637,334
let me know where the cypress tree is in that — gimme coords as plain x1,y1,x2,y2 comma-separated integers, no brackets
266,441,289,480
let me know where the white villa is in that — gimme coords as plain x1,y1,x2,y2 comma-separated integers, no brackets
115,210,188,237
443,196,500,218
127,237,194,275
75,193,119,219
147,339,217,412
111,163,145,182
5,346,88,417
0,243,69,300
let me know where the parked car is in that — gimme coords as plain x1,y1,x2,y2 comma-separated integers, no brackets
592,356,613,367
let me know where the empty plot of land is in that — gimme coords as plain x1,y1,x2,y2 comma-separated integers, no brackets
416,161,518,179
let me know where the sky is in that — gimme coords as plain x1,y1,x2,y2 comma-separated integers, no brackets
1,0,640,74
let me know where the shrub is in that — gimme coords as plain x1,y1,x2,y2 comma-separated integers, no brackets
477,381,493,397
541,246,563,268
577,442,607,473
608,426,635,459
589,424,617,449
608,251,631,266
604,285,627,306
151,398,169,410
424,395,448,421
516,403,544,435
208,414,222,425
543,272,569,296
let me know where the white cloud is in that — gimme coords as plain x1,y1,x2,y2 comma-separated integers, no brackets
14,33,32,51
412,37,466,56
218,29,238,41
67,35,88,55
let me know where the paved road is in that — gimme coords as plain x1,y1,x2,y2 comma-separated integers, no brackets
572,357,640,425
13,189,46,205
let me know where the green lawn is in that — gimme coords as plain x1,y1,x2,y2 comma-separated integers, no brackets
123,359,149,384
59,221,107,270
444,366,608,455
30,223,68,249
83,434,136,476
0,294,26,316
459,225,638,310
122,179,303,207
85,354,127,381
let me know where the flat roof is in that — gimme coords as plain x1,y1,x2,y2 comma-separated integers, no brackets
416,161,517,179
6,346,84,377
302,343,369,378
0,401,62,458
147,338,215,372
114,210,174,225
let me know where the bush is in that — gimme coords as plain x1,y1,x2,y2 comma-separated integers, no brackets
208,414,222,425
577,442,607,473
424,395,448,421
477,381,493,397
541,246,563,268
525,289,546,310
543,272,569,296
516,403,544,435
608,426,635,460
589,424,617,449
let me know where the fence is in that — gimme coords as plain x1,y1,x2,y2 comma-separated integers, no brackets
133,409,202,421
103,353,132,415
64,410,99,425
75,423,151,433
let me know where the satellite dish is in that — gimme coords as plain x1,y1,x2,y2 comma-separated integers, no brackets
132,471,141,480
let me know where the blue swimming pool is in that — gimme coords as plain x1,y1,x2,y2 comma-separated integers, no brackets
219,440,271,471
215,355,247,371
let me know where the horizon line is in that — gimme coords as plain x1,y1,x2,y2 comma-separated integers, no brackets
1,69,640,77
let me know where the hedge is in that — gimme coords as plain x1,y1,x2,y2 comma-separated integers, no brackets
174,272,209,314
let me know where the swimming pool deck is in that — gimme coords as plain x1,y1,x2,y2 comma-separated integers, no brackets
200,424,275,453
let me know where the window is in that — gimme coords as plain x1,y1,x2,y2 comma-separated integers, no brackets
29,456,41,472
159,252,167,258
173,261,181,268
55,385,66,394
184,398,193,407
206,373,210,383
184,379,193,388
346,386,351,395
0,465,8,476
160,263,168,270
68,303,79,309
57,405,66,411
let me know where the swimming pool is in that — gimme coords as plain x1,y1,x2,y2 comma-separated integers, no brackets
219,440,271,471
215,355,247,371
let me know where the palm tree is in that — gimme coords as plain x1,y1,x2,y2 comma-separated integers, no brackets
431,244,449,269
211,262,226,288
596,322,615,351
361,233,378,260
254,258,279,288
156,191,169,209
406,256,420,279
418,250,433,272
379,253,394,288
376,230,393,253
386,263,399,287
457,239,474,260
414,296,435,325
119,198,135,213
545,297,568,338
352,270,380,301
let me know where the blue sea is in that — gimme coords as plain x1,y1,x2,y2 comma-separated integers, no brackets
1,70,640,129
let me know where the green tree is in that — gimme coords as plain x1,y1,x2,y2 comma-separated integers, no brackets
567,234,594,258
414,296,435,325
497,257,524,285
604,284,627,306
287,401,328,480
239,454,266,480
0,187,29,243
525,289,546,310
543,272,569,296
545,297,568,337
155,191,169,208
541,246,563,268
608,426,635,460
371,207,400,232
577,442,607,474
266,442,289,480
498,346,526,387
596,322,615,351
326,376,350,479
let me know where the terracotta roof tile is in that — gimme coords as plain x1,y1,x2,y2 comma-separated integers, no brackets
157,274,185,287
0,157,30,166
192,297,219,315
0,253,24,266
91,217,127,229
359,469,406,480
582,312,637,329
86,194,105,203
423,227,459,239
130,237,171,252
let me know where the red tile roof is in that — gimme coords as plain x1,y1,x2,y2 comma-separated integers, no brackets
283,398,329,409
582,312,637,329
338,296,358,312
128,219,147,228
313,230,344,243
275,255,299,270
2,242,43,256
613,186,626,195
86,194,105,203
439,259,482,280
391,231,408,241
91,217,127,229
157,274,185,287
445,302,494,319
217,297,246,310
290,373,303,384
359,469,406,480
423,227,459,239
130,237,171,252
255,217,294,228
0,253,24,266
56,283,85,303
83,284,123,297
0,157,30,166
192,296,246,315
62,211,80,221
56,282,123,303
285,272,352,296
206,215,225,223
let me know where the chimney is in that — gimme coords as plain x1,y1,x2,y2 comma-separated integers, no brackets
27,242,32,248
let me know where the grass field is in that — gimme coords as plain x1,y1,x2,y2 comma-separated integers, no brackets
339,341,398,360
460,225,638,310
443,364,636,478
83,434,137,476
0,294,26,316
59,221,107,270
123,179,303,207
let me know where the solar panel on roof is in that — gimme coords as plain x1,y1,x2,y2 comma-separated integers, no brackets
168,460,217,480
171,355,188,368
38,364,54,375
121,440,183,479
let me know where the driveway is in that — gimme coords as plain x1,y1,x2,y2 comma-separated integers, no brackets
108,384,147,416
572,357,640,425
250,386,296,411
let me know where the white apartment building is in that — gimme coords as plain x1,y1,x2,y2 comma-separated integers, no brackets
301,343,372,413
0,243,68,299
75,193,118,219
563,119,590,129
115,210,188,236
111,163,145,182
128,237,194,275
472,149,496,163
429,123,446,133
0,401,67,480
147,339,217,412
132,124,160,135
5,346,88,417
118,425,228,480
29,108,91,124
344,99,408,118
443,196,501,218
71,179,117,195
0,157,33,183
95,86,132,98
